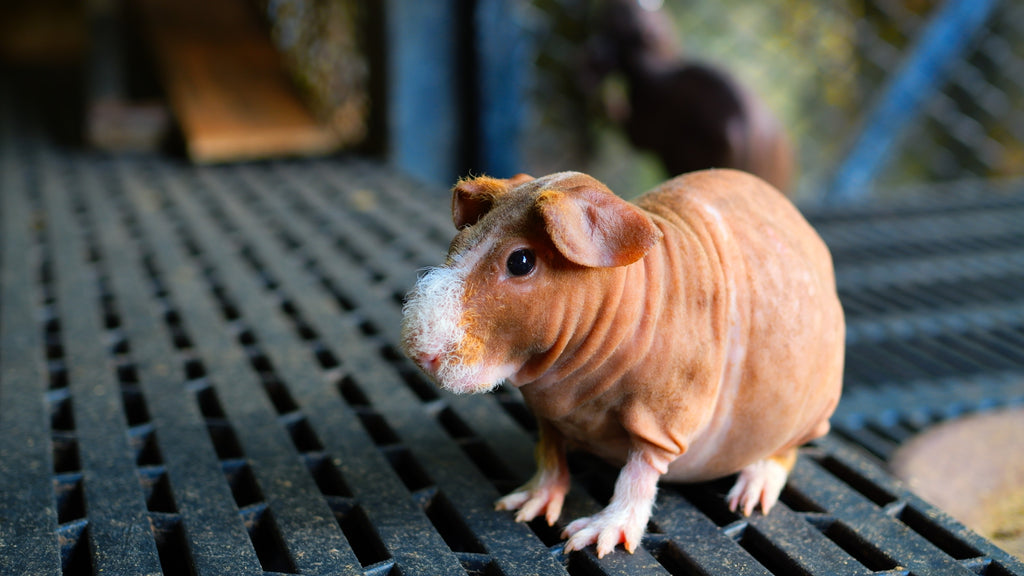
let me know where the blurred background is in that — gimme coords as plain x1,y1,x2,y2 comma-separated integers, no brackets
525,0,1024,203
4,0,1024,565
2,0,1022,204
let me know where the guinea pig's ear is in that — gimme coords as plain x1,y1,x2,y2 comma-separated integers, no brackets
451,174,535,229
537,187,663,268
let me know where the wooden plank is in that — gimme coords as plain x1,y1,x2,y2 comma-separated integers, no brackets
138,0,341,163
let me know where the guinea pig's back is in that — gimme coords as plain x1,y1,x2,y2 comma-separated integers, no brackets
636,169,836,297
639,169,844,479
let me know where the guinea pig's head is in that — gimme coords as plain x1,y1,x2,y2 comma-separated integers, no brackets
400,171,663,394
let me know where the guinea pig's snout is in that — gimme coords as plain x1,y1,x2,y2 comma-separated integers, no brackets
400,266,468,384
414,352,441,375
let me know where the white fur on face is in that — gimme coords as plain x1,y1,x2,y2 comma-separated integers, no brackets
401,265,466,363
401,265,506,394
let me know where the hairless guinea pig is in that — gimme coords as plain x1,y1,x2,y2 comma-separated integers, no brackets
401,169,844,557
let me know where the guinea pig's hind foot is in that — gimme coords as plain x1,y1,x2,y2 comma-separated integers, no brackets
726,448,797,516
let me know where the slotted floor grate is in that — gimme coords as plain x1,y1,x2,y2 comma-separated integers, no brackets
3,101,1024,576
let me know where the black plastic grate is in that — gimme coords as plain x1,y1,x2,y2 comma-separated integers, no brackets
807,189,1024,455
4,108,1024,576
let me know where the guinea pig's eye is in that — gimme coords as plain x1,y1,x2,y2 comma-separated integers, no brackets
506,248,536,277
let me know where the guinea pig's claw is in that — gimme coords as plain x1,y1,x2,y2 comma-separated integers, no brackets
495,484,566,526
726,458,789,516
561,507,645,558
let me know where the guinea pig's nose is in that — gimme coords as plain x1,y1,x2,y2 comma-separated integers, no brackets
416,353,441,374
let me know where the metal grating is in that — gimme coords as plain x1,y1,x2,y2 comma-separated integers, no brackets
3,102,1024,575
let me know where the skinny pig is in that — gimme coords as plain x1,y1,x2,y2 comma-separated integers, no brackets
401,169,844,557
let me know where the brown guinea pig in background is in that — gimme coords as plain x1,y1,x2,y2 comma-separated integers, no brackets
591,0,796,194
400,169,844,557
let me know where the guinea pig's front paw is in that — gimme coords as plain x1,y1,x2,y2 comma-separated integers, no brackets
561,502,649,558
495,473,570,526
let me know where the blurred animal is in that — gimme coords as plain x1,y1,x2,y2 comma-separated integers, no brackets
401,170,843,557
590,0,795,193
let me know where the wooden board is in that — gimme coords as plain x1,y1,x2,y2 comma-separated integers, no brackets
137,0,341,163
